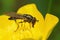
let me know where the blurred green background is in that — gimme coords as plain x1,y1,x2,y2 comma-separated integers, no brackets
0,0,60,40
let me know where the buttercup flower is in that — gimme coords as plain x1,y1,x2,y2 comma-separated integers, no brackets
0,3,59,40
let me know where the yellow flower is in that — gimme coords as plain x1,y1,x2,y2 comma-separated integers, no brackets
0,3,59,40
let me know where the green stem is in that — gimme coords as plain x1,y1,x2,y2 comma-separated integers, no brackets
48,0,52,13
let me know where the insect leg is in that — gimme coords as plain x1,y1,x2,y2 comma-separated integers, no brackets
14,19,19,32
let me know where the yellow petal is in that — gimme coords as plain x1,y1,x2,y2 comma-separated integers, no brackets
17,3,45,39
43,13,59,40
0,15,17,32
17,3,44,33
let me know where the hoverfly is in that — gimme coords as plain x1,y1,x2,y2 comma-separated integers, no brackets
4,12,39,31
22,14,39,27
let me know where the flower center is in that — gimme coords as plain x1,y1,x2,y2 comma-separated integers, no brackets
15,19,33,31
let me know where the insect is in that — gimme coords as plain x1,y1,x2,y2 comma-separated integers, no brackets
22,14,39,27
4,12,39,31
